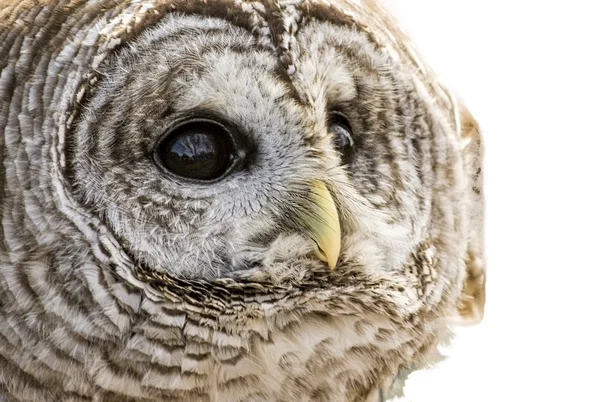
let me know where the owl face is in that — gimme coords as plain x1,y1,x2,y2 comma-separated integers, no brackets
70,14,429,280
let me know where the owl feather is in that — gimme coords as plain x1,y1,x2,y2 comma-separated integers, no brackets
0,1,485,401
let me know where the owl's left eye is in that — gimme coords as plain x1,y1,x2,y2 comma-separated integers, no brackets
329,112,355,165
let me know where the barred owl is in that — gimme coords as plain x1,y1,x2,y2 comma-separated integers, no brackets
0,0,485,401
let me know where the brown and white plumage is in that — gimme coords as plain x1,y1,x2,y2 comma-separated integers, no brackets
0,1,485,401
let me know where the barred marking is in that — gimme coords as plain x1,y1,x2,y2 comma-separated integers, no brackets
0,0,477,400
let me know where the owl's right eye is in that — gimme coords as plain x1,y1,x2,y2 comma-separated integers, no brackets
155,120,237,182
329,112,355,166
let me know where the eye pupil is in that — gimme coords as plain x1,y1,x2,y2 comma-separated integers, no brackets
329,113,355,165
156,120,235,181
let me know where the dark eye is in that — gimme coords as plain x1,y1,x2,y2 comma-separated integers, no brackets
155,120,236,181
329,112,355,165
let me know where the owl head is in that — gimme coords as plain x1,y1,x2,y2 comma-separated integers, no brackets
0,0,485,399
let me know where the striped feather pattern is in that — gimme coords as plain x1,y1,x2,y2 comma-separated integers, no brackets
0,1,484,400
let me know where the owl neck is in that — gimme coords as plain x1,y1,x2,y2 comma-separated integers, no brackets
0,242,447,401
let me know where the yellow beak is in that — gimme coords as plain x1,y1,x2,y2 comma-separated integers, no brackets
298,180,341,270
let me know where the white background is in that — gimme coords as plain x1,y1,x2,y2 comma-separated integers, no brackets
380,1,600,401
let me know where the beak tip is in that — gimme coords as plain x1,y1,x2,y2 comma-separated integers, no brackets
327,250,340,271
314,245,339,271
